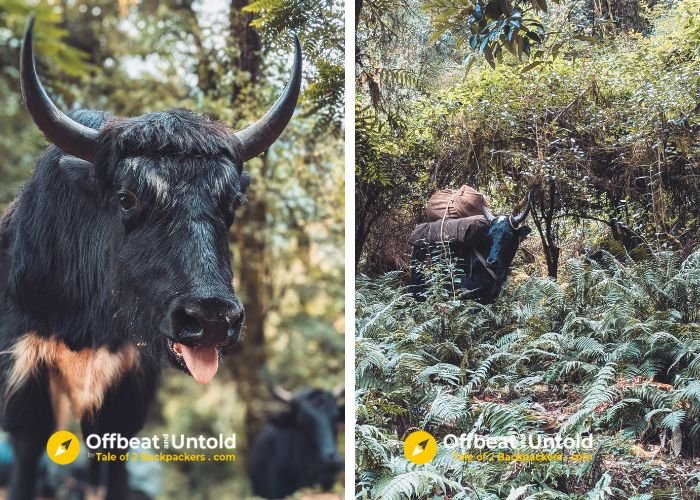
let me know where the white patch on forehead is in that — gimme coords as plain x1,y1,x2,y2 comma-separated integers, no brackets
123,157,141,173
495,216,508,223
145,171,169,202
210,165,239,198
122,157,241,207
123,158,170,202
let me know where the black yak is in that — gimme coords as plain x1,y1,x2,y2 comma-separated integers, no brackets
409,194,532,303
249,382,344,499
0,17,301,500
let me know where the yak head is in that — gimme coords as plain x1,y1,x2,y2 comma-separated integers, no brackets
480,193,532,276
16,17,301,384
268,381,344,474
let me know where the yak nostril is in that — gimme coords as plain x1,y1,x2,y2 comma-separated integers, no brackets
173,307,204,336
231,308,244,326
227,309,245,340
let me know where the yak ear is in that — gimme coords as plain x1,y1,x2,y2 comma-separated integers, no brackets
517,225,532,241
479,222,490,235
240,171,251,193
59,156,97,193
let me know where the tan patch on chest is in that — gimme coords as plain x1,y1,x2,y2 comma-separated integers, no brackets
7,333,140,420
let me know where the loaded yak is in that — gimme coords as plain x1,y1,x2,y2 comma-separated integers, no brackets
409,194,532,303
0,17,301,500
249,382,344,499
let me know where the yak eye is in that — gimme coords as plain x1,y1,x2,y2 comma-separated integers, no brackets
118,190,138,213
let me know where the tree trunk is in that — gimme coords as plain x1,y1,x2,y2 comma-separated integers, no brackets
227,0,268,444
531,180,560,280
589,0,650,35
230,0,261,102
230,191,269,440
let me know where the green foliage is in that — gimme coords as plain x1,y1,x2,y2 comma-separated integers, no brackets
0,0,91,76
355,250,700,498
356,0,700,274
423,0,551,69
244,0,344,137
0,0,92,205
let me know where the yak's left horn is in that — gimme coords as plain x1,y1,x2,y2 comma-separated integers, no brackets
481,195,496,224
511,191,532,226
269,384,294,403
21,16,98,162
262,369,294,403
236,35,302,161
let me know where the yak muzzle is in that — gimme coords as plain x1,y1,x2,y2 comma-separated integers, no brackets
165,295,244,384
170,296,244,347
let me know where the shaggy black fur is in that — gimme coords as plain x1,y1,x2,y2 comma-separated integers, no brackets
0,108,250,500
249,389,344,499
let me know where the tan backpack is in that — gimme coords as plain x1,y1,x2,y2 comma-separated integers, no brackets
426,185,490,221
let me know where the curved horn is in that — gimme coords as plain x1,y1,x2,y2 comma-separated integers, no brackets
263,371,294,403
236,35,302,161
332,384,344,399
481,195,496,224
511,191,532,226
20,16,98,162
270,384,294,403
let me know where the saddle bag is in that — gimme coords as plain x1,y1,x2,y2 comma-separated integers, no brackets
408,215,488,247
426,185,490,222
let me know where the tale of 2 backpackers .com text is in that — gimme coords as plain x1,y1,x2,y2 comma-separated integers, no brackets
91,451,236,463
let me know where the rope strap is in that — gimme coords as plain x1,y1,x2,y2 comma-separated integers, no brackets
473,248,498,281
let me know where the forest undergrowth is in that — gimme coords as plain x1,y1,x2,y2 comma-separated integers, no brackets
356,250,700,499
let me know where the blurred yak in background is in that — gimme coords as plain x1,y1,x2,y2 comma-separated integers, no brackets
249,380,344,499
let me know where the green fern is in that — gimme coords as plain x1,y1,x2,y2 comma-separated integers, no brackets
356,250,700,497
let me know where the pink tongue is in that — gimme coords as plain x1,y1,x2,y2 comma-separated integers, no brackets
178,344,219,384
